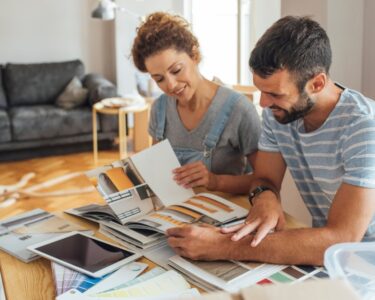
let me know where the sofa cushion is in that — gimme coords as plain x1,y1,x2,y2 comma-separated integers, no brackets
55,76,88,109
83,73,117,105
0,66,7,109
0,110,11,142
10,105,93,141
4,60,85,107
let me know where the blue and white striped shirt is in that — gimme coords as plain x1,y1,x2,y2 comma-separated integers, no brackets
259,87,375,241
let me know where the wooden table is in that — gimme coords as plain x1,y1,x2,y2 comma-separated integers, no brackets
92,99,151,165
0,192,302,300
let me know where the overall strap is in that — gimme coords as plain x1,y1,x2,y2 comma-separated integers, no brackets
154,94,168,141
204,92,241,149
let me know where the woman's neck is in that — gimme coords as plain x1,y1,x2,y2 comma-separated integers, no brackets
179,78,219,112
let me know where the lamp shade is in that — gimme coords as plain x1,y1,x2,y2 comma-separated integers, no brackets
91,0,116,20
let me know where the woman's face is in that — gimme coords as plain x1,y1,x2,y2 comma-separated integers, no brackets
145,48,200,104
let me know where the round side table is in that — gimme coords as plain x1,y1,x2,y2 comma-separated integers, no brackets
92,98,149,164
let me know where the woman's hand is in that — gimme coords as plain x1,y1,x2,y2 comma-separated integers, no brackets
221,191,285,247
173,161,218,190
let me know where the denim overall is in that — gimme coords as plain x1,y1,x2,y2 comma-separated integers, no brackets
154,93,241,171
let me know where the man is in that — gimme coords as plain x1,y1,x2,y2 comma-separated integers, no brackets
166,16,375,266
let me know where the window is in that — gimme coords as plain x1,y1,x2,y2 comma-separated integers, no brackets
187,0,252,85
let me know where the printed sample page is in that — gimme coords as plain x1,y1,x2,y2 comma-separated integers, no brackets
130,140,195,207
66,204,121,224
85,159,155,225
177,193,248,224
0,209,88,263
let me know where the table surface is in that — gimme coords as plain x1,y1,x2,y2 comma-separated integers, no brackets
0,191,303,300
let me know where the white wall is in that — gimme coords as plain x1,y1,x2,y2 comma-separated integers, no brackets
281,0,364,92
0,0,116,82
327,0,363,91
281,0,327,28
115,0,184,95
247,0,281,85
362,0,375,99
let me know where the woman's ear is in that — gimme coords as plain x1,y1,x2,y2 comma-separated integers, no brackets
191,46,200,63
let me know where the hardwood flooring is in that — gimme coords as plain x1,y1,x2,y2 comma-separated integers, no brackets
0,148,131,220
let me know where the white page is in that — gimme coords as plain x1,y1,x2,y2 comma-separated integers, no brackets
131,140,194,207
84,262,147,295
96,270,191,298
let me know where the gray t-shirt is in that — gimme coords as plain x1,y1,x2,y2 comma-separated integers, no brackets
148,86,261,175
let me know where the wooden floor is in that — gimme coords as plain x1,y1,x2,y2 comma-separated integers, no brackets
0,148,132,220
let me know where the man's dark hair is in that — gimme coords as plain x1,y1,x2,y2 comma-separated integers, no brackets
249,16,332,92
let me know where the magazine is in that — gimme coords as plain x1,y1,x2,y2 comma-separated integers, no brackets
66,140,248,249
0,209,90,263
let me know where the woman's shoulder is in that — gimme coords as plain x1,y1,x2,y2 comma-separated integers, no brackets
151,93,175,111
217,85,256,112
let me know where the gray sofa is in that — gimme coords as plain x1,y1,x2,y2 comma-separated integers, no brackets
0,59,118,161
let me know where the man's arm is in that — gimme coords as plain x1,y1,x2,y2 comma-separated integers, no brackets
167,182,375,265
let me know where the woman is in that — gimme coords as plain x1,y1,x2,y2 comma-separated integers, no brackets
131,12,261,194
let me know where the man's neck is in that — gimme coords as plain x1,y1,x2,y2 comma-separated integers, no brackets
303,80,343,132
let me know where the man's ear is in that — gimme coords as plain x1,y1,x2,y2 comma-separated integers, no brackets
307,73,327,94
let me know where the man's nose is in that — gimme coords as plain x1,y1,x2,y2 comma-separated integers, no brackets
259,93,273,108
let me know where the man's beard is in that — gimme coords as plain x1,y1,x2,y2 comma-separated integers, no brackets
271,92,315,124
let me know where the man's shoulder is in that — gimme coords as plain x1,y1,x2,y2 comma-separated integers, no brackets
339,88,375,117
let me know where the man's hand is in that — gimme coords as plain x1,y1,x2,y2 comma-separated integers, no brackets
173,161,218,190
221,191,285,247
167,224,229,260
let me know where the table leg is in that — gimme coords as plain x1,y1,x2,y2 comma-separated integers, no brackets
119,110,127,159
92,108,98,165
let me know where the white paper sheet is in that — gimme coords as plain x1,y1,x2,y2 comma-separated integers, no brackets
131,140,194,207
96,270,190,298
84,262,147,295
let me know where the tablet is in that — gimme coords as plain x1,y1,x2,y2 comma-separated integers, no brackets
27,231,142,277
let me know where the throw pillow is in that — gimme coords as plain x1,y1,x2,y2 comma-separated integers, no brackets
55,77,88,109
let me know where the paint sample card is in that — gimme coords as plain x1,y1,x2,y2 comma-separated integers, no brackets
256,265,329,285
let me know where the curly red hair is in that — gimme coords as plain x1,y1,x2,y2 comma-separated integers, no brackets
131,12,201,72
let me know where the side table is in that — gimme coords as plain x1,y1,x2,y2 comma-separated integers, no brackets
92,98,150,165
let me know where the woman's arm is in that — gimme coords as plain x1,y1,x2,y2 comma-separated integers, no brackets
173,152,257,194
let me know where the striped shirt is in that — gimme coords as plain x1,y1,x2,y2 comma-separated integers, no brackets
258,87,375,241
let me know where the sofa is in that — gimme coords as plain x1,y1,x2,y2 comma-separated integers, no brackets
0,59,118,161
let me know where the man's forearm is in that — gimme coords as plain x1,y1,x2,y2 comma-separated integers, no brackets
219,227,350,266
213,174,254,194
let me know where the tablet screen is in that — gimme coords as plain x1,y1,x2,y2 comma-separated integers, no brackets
34,234,134,272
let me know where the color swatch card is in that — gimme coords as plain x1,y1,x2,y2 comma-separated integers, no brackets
51,262,147,296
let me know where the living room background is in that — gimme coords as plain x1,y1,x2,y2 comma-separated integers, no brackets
0,0,373,98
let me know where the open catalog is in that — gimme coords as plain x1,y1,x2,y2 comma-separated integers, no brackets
66,140,248,251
